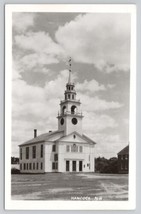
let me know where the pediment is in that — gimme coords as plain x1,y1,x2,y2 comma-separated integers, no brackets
57,131,89,144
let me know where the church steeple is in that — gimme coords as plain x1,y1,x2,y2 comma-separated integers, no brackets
65,58,76,101
57,58,83,136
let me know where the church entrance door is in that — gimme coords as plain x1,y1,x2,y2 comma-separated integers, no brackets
79,161,82,172
72,161,76,172
66,160,69,171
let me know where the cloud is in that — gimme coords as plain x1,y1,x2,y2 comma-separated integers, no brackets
93,133,127,158
55,13,130,72
14,31,64,56
14,31,66,71
78,93,122,112
20,53,58,70
83,111,118,133
76,79,106,93
13,13,36,33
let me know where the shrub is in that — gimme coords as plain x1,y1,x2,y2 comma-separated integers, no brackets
11,168,20,174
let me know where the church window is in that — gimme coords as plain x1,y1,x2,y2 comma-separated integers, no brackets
73,135,76,139
60,118,64,125
26,147,29,159
41,144,43,158
62,106,66,114
27,163,28,170
72,94,74,99
79,146,83,153
20,164,22,170
33,163,35,170
66,145,70,152
54,154,58,161
20,148,22,160
68,94,70,99
52,145,56,152
29,163,32,170
32,146,36,159
71,144,78,152
71,105,76,114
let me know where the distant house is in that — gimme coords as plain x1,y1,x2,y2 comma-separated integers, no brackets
117,145,129,174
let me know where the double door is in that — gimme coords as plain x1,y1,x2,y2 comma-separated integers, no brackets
66,160,82,172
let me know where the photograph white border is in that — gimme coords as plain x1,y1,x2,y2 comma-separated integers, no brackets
5,4,136,210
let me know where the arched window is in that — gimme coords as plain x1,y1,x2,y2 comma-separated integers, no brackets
71,105,77,114
62,106,66,114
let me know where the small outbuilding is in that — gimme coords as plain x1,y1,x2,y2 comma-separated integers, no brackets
117,145,129,174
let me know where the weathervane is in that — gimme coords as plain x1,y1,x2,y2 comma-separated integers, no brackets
68,57,72,84
69,57,71,72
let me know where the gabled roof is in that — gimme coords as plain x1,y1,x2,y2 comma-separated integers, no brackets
19,130,64,146
82,134,96,145
118,145,129,155
56,131,96,145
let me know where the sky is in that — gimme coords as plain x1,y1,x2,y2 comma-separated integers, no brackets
12,12,131,158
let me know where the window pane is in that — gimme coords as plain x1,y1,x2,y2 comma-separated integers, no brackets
20,148,22,160
52,145,56,152
41,144,43,158
29,163,32,170
66,145,70,152
54,154,58,161
32,146,36,158
79,146,83,153
26,147,29,159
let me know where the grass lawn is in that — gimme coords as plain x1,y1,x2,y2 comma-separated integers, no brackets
11,173,128,201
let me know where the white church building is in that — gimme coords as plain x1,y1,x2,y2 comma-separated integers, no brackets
19,62,96,173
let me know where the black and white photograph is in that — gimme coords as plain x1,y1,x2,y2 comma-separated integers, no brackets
5,4,136,210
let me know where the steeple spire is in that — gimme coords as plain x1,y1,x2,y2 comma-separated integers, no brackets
68,57,72,84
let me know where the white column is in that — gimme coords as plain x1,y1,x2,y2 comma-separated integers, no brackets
70,160,72,172
76,160,79,172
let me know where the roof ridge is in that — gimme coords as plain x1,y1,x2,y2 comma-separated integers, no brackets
19,130,64,146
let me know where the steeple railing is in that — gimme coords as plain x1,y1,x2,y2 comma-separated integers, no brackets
58,111,83,117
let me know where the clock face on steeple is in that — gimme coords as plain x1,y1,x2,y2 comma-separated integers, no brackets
72,118,78,125
60,118,64,125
